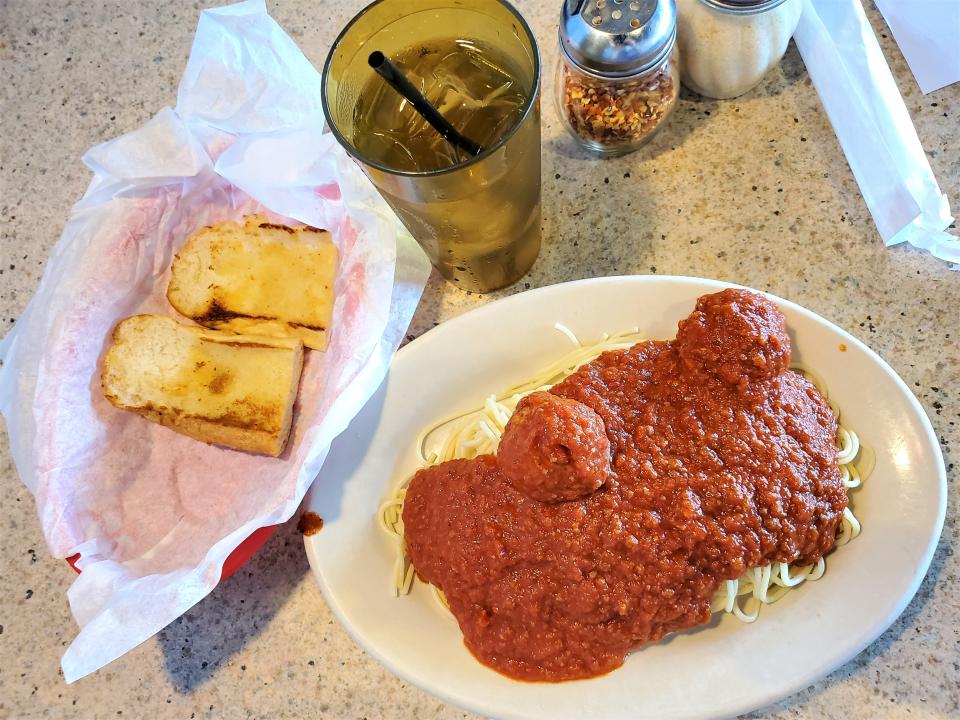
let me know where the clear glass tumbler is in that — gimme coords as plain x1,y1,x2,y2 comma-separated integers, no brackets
322,0,542,293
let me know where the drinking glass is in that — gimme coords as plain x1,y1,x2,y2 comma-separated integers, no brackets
322,0,542,293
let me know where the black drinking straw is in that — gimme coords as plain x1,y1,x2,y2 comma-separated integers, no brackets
367,50,484,158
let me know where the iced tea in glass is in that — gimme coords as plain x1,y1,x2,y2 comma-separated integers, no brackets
322,0,541,293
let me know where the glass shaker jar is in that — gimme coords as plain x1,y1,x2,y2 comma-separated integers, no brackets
676,0,802,99
556,0,680,156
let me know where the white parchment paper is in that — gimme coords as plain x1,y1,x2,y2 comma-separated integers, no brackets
794,0,959,262
0,0,430,682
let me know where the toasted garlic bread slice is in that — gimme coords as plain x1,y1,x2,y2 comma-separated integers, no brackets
101,315,304,456
167,215,337,351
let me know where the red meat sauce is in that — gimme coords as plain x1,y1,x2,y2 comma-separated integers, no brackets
402,290,846,681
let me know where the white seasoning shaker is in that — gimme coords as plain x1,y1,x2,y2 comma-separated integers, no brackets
676,0,802,99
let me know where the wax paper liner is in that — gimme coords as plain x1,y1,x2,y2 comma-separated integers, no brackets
0,0,431,682
794,0,959,262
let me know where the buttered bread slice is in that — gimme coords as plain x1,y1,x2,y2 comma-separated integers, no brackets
167,215,337,351
102,315,304,456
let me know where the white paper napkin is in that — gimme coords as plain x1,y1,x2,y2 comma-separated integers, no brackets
875,0,960,95
794,0,959,262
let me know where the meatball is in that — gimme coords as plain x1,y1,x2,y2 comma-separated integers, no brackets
675,288,791,387
497,391,612,503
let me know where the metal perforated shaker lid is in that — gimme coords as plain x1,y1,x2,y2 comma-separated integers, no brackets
560,0,677,78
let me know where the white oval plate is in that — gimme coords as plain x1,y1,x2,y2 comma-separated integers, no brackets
303,276,946,720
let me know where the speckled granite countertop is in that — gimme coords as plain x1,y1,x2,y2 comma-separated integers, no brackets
1,0,957,718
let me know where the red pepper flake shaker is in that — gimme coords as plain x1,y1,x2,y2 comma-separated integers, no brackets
557,0,680,156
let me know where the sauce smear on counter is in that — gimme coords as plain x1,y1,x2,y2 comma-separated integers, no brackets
402,290,846,681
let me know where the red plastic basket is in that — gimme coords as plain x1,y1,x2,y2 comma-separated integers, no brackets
65,524,279,581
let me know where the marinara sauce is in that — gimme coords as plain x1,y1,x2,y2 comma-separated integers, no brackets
402,290,846,681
